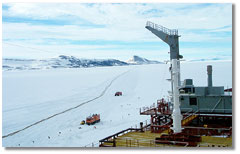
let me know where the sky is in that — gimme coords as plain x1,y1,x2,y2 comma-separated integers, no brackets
2,3,232,61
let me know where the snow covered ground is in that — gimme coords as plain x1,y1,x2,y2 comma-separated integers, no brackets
2,60,232,147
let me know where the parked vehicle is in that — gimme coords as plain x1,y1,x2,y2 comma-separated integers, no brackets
115,92,122,96
80,120,85,125
86,114,100,125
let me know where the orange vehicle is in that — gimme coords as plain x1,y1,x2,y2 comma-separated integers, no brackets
86,114,100,125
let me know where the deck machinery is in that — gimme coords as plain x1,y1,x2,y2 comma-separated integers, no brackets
179,65,232,114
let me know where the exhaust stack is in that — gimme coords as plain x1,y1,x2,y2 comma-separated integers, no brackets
207,65,212,87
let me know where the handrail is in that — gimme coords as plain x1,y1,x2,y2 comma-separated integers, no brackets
181,108,232,113
146,21,178,36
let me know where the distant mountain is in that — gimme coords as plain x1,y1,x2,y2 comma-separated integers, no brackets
189,58,222,62
2,55,128,71
56,55,128,67
126,55,163,64
2,55,163,71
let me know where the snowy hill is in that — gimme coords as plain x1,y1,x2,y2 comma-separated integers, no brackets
2,55,129,71
126,55,163,64
189,58,222,62
2,55,163,71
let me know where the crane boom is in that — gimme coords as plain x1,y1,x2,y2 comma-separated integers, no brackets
145,21,182,60
145,21,183,133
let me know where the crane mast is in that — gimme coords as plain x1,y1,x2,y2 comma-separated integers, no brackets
145,21,183,133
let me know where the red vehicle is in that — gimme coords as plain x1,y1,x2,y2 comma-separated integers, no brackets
224,88,232,92
86,114,100,125
115,92,122,96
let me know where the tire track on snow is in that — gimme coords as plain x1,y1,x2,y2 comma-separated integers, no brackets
2,69,131,138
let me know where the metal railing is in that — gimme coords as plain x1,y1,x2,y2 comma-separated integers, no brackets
146,21,178,36
182,111,198,126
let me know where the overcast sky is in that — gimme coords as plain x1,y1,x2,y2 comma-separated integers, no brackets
2,3,232,61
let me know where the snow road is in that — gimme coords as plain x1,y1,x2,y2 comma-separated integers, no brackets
2,61,232,147
2,69,131,138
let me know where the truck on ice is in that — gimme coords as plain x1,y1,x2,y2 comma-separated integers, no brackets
115,92,122,96
86,114,100,125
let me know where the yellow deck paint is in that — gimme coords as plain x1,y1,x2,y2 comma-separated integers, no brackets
101,130,232,147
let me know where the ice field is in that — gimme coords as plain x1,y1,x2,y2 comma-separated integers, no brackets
2,61,232,147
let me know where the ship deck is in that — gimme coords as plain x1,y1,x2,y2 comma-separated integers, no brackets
100,130,232,147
